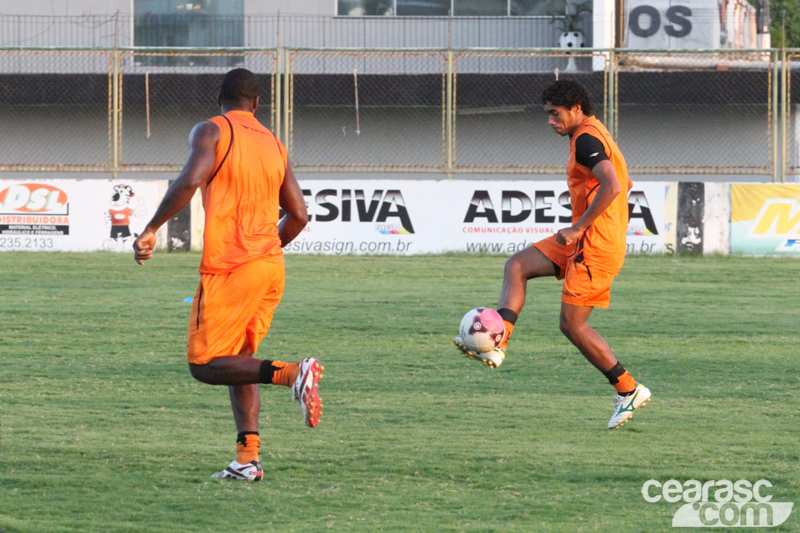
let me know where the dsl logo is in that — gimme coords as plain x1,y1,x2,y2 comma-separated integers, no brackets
0,184,69,214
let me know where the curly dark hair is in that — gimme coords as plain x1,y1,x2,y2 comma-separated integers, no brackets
541,80,593,116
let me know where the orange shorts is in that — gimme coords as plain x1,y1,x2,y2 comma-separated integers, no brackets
532,235,616,308
187,257,285,365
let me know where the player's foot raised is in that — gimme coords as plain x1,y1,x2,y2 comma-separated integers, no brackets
453,336,506,369
211,459,263,481
608,383,651,429
292,357,323,428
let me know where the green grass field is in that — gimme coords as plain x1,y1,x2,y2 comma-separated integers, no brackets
0,252,798,532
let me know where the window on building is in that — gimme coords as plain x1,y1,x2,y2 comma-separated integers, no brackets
337,0,451,16
134,0,244,65
454,0,507,15
337,0,568,16
511,0,565,16
396,0,451,16
338,0,396,16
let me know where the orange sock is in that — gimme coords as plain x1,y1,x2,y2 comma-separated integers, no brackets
613,371,637,395
270,361,299,387
235,432,260,464
500,321,514,350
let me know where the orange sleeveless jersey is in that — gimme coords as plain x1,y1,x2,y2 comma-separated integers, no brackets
567,116,632,275
199,110,288,274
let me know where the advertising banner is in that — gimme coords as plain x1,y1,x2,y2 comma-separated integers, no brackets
625,0,756,49
731,184,800,255
0,179,168,252
283,180,665,256
625,0,720,49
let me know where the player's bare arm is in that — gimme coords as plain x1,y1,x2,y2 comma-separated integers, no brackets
556,160,621,246
277,159,308,247
133,121,220,264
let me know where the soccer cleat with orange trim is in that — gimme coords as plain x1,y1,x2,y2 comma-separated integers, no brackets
292,357,323,428
211,460,263,481
608,383,651,429
453,336,506,369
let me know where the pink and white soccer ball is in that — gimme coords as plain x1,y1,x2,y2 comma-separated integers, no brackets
459,307,505,353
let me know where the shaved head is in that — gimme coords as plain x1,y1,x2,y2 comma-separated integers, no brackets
219,68,260,107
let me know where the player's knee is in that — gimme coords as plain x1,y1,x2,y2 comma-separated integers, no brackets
504,254,524,279
559,313,579,338
189,363,216,385
559,314,571,337
560,311,590,339
505,248,553,280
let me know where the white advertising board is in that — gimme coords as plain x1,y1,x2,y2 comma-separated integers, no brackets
283,180,665,256
625,0,720,49
0,179,169,252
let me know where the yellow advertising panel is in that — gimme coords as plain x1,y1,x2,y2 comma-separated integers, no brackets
730,184,800,254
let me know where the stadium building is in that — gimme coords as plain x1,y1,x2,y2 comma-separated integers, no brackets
0,0,782,187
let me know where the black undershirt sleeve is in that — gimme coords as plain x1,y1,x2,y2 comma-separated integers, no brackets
574,133,609,170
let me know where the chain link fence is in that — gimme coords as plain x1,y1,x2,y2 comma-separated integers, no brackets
119,50,276,171
615,50,774,176
288,50,446,172
0,50,112,172
0,47,793,179
452,50,608,174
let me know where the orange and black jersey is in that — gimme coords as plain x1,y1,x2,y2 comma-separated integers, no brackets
574,133,610,169
566,116,632,276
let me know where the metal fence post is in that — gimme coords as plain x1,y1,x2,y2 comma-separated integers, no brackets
112,48,120,179
284,48,291,156
607,49,617,139
275,47,282,144
446,49,454,179
781,48,788,182
772,49,779,183
107,51,114,172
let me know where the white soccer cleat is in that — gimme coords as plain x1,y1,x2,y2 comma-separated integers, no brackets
211,459,263,481
453,336,506,369
292,357,323,428
608,383,651,429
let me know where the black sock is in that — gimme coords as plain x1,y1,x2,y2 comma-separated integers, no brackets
602,362,626,385
236,431,259,446
258,360,278,384
497,308,518,325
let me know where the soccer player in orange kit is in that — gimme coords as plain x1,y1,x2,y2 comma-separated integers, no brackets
133,68,322,480
455,80,650,429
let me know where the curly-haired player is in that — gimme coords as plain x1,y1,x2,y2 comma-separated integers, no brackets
455,80,651,429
